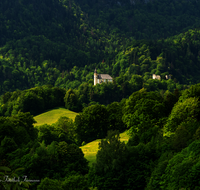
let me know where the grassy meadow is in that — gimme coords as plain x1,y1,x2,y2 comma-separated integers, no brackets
33,107,130,166
33,107,78,126
80,131,130,167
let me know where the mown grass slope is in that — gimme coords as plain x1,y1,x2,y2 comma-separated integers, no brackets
80,131,130,167
33,107,78,126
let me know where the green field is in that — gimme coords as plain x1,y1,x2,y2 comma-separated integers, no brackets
33,107,130,167
80,131,130,167
33,107,78,126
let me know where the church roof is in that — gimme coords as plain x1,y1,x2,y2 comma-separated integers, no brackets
97,74,113,80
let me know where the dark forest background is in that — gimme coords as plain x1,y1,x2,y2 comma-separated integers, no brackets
1,0,200,97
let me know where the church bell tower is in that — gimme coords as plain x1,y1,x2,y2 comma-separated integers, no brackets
94,68,97,85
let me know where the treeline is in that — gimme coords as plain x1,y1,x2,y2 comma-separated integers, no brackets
1,83,200,189
0,85,66,116
0,77,182,118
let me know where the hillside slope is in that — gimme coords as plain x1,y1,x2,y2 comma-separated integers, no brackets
75,0,200,39
34,107,78,126
1,0,200,97
0,0,120,95
80,130,130,166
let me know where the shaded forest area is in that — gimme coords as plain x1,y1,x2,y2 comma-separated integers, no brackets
1,0,200,96
75,0,200,39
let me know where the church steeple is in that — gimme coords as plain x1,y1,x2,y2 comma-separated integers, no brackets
94,68,97,85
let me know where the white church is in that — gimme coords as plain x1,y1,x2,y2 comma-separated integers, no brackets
94,68,113,85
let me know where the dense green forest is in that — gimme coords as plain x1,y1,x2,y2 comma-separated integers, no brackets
1,0,200,189
1,0,200,96
1,84,200,189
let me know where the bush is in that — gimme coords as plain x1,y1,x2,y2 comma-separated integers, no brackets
37,178,63,190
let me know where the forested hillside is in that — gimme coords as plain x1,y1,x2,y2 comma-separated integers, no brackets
0,0,122,94
75,0,200,39
1,84,200,189
1,0,200,97
1,0,200,189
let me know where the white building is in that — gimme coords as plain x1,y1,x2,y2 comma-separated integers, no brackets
94,68,113,85
152,74,161,80
165,75,172,79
